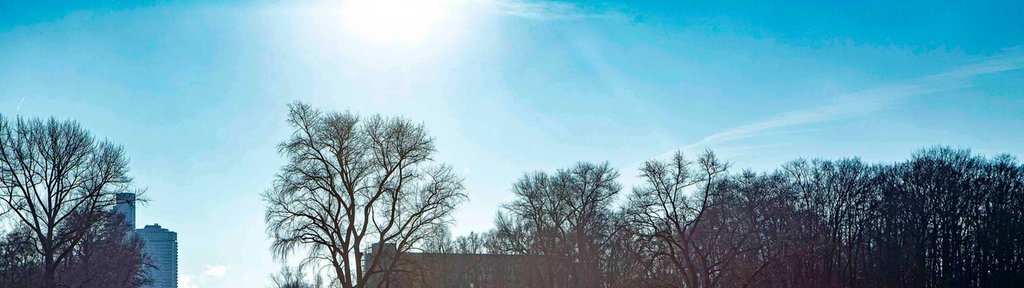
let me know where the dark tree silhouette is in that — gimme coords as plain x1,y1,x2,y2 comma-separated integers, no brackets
492,161,621,287
452,231,488,254
870,147,1024,287
421,224,456,254
699,147,1024,288
56,212,150,288
422,225,490,254
0,115,138,288
0,225,36,287
269,266,324,288
485,146,1023,288
260,112,1023,288
622,150,749,288
263,102,466,288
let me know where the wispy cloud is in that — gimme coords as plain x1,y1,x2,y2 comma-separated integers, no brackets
675,53,1024,155
15,97,25,111
470,0,620,19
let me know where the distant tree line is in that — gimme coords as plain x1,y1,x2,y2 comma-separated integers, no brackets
422,147,1023,288
0,115,149,288
265,103,1023,288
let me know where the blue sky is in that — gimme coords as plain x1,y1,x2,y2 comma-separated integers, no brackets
2,0,1023,286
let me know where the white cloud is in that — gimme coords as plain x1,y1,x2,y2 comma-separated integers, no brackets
179,274,198,288
204,264,230,277
177,265,230,288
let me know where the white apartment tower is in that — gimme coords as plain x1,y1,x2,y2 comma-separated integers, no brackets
137,224,178,288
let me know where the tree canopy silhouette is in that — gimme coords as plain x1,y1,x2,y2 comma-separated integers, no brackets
264,102,466,288
0,115,147,288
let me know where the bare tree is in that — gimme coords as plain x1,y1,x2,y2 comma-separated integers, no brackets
780,158,883,287
263,102,466,288
269,265,324,288
453,232,487,254
870,147,1024,287
477,147,1022,288
420,224,455,254
0,115,136,288
0,225,37,287
705,146,1024,287
624,150,737,288
495,161,621,287
420,225,488,254
57,211,150,288
487,212,534,255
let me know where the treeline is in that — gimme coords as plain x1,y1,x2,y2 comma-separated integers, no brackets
0,115,149,288
263,103,1023,288
0,214,147,288
427,147,1024,287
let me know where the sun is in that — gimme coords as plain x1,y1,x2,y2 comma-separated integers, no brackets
338,0,456,46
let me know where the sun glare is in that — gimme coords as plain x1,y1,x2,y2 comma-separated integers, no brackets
338,0,456,46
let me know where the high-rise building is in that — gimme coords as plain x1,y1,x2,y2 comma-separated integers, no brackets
113,193,178,288
113,192,136,228
137,224,178,288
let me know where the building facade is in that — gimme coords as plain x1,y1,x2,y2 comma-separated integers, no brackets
113,192,136,228
137,224,178,288
364,243,549,288
112,193,179,288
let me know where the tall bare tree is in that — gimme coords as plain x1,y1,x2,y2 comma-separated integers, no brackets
495,161,621,287
0,115,135,288
264,102,466,288
624,150,739,288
